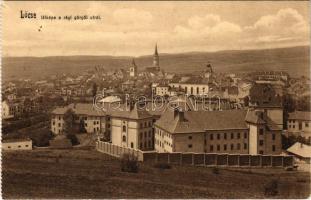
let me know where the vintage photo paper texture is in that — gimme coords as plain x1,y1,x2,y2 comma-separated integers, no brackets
1,1,310,199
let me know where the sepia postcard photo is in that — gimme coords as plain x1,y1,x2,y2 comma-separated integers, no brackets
1,0,310,199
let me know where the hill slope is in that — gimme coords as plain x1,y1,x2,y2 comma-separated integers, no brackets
2,46,309,81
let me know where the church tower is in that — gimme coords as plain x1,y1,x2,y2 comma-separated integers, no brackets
129,59,137,77
153,43,160,71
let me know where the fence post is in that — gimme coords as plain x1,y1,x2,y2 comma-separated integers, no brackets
260,155,262,167
192,154,194,166
180,153,182,165
156,153,159,163
226,154,229,166
282,156,284,167
237,155,240,166
168,153,170,164
270,156,273,167
203,153,206,166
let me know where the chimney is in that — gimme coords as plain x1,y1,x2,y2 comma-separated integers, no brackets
129,101,135,111
174,108,185,121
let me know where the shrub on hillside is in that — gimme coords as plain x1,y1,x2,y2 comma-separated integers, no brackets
66,133,80,146
120,153,139,173
212,167,220,174
264,179,279,197
153,162,171,170
30,128,54,147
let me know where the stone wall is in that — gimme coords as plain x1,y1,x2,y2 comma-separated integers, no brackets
96,141,294,168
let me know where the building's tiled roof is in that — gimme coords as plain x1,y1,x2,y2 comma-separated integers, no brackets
245,110,266,124
288,111,311,121
245,110,281,131
155,109,249,134
286,142,311,158
107,104,153,120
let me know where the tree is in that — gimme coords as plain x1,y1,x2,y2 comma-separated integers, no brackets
63,108,75,135
92,82,98,97
79,119,86,133
62,109,80,145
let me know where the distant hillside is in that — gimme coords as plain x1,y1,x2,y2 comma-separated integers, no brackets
2,46,309,81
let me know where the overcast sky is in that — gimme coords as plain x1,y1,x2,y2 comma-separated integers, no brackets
2,1,310,57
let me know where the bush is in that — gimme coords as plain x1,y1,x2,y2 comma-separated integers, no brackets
153,162,171,170
212,167,220,174
120,153,139,173
66,133,80,146
285,166,294,171
30,128,54,147
264,179,279,197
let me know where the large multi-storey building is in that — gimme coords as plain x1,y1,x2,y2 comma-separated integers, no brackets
109,104,157,151
51,103,110,136
154,108,282,155
2,100,23,119
287,111,311,141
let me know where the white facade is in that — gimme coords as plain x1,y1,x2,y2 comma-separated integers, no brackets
2,140,32,151
169,83,209,96
111,117,154,151
2,101,13,119
155,86,170,96
287,113,311,141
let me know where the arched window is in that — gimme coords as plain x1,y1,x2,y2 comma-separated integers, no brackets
122,125,126,132
122,135,126,142
191,87,193,95
197,87,199,94
185,87,188,93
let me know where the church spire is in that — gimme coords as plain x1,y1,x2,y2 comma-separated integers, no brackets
154,43,158,56
153,43,159,70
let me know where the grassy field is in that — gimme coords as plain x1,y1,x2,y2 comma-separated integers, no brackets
2,148,310,199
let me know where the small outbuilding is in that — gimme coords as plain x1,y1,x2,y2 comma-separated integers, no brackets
286,142,311,164
2,138,33,151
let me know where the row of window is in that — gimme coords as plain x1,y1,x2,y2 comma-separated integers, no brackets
140,140,153,149
186,143,248,151
171,85,207,95
157,130,172,138
93,121,100,125
155,139,172,148
140,121,152,128
7,145,29,149
288,123,309,129
140,131,153,139
208,132,248,140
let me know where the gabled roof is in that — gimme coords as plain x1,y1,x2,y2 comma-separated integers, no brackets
245,110,266,124
107,104,153,120
155,109,249,134
287,142,311,158
288,111,311,121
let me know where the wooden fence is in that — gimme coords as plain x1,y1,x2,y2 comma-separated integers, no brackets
96,141,294,168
